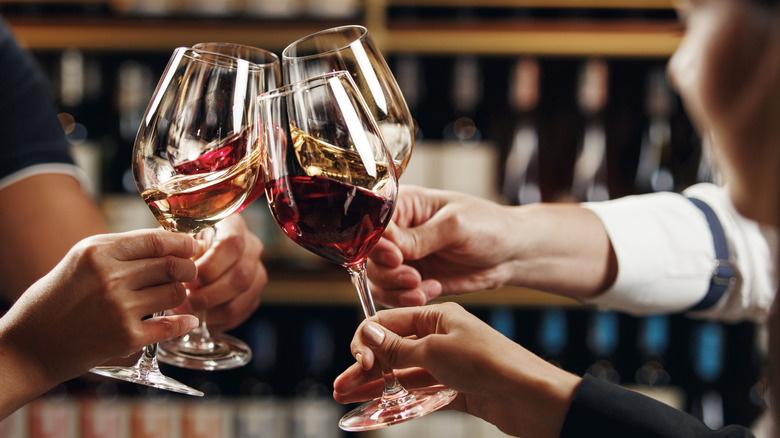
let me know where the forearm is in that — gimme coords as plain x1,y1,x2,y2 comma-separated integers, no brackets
0,174,108,302
503,202,617,299
0,320,57,421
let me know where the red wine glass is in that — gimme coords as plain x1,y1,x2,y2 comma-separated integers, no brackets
256,71,456,431
90,47,263,394
156,42,280,371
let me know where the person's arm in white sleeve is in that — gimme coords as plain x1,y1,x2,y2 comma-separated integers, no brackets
584,182,777,323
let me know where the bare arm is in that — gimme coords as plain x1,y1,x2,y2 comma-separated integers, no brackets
0,173,108,302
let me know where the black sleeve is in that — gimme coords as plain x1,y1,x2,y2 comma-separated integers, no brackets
560,375,755,438
0,15,74,182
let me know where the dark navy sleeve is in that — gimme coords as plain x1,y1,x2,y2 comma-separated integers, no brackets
0,15,74,181
560,375,754,438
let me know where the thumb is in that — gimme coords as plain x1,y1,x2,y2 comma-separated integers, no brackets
360,321,422,371
388,217,450,262
143,314,199,345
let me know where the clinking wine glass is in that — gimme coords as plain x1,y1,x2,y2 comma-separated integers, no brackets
90,47,262,394
256,71,457,431
156,43,280,371
282,25,415,176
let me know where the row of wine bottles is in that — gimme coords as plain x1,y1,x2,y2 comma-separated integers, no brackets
31,49,709,206
389,54,711,205
0,303,765,437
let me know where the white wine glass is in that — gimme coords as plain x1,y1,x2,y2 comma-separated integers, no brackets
90,47,262,394
256,71,457,431
156,42,280,371
282,25,415,176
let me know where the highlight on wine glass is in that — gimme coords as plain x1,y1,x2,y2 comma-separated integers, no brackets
282,25,415,176
90,47,264,395
256,70,457,431
155,42,280,372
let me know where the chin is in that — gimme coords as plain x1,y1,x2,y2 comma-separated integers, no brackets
728,182,778,227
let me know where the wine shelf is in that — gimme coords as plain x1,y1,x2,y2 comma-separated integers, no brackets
262,274,582,307
3,0,681,56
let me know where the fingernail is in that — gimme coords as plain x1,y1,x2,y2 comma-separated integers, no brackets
362,321,386,347
184,315,199,332
355,352,364,368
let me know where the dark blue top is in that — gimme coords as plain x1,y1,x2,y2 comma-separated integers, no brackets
560,375,754,438
0,15,74,182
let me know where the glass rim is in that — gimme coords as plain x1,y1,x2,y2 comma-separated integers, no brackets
190,42,280,67
256,70,354,102
175,46,273,72
281,25,368,60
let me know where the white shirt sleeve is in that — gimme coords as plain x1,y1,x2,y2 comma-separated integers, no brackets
581,183,777,323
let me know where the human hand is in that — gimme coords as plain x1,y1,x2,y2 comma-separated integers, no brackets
333,302,580,438
175,213,267,332
367,185,616,307
366,185,522,307
0,229,200,408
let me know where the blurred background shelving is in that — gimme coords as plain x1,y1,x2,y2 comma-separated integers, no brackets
0,2,768,437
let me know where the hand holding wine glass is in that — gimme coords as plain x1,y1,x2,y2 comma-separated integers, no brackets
90,47,262,394
282,25,416,176
257,70,456,431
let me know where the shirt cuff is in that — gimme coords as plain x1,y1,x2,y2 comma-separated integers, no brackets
582,191,713,315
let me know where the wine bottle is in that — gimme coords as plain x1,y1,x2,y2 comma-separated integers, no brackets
586,310,620,384
442,55,482,143
571,58,609,202
538,308,568,369
290,320,342,438
634,67,675,194
690,321,726,429
503,56,541,205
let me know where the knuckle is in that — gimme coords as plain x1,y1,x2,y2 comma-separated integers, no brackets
230,262,256,292
382,334,403,365
145,232,167,257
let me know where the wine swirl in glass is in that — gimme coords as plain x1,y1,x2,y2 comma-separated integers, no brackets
90,47,263,394
282,25,415,176
257,71,456,431
155,42,280,371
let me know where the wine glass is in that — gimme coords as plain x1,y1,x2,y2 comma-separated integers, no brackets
256,71,457,431
156,42,280,371
90,47,262,394
282,25,415,176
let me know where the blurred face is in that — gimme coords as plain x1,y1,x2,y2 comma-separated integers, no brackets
667,0,780,225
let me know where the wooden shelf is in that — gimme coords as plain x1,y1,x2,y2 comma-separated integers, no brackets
388,0,675,8
5,17,353,51
7,16,681,56
261,274,582,307
385,20,681,56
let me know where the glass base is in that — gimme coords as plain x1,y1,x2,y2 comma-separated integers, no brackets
90,366,204,397
338,386,457,432
157,332,252,371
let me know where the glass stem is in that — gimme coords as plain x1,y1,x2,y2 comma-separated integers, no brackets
137,312,163,374
348,262,407,399
184,226,217,349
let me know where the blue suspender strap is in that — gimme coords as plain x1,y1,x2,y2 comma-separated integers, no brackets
687,197,736,311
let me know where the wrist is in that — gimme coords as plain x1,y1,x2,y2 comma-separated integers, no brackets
0,319,59,419
505,203,616,298
497,344,581,438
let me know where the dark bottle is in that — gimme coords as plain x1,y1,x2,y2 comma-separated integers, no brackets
503,56,542,205
571,58,610,202
635,67,676,194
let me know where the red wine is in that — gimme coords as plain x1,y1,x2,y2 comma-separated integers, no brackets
172,128,264,213
267,175,394,267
